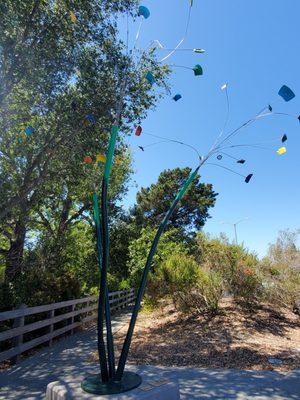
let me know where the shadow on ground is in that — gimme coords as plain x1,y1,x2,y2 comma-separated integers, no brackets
0,307,299,399
135,365,300,400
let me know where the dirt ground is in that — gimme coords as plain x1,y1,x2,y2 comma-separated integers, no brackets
92,299,300,372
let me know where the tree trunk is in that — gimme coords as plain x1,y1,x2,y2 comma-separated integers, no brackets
44,197,72,271
4,218,27,282
57,197,72,240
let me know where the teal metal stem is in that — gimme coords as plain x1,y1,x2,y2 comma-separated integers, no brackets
115,166,200,380
93,193,115,380
98,125,119,381
92,192,109,382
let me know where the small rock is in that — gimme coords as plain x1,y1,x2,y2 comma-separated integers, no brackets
294,348,300,353
268,357,283,365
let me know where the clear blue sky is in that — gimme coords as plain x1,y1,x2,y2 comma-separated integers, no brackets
120,0,300,257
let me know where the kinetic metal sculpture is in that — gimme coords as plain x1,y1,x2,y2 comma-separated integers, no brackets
81,2,297,395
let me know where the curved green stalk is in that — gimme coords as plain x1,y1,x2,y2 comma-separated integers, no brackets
93,193,115,380
98,125,119,381
115,166,200,380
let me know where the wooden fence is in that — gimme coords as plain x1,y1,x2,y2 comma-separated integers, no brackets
0,288,135,364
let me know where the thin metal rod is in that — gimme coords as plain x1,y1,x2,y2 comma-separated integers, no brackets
205,162,246,178
217,151,239,161
234,224,238,244
142,140,170,149
221,144,272,151
115,166,200,380
157,48,199,51
170,64,193,71
159,2,192,62
213,110,271,151
142,130,201,162
209,85,230,153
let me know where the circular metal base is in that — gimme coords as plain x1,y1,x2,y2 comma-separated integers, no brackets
81,372,142,395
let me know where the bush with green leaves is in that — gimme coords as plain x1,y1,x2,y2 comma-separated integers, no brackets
230,262,262,304
195,232,258,297
259,263,300,310
261,265,300,309
0,269,82,311
256,230,300,310
145,253,223,314
127,227,188,288
195,268,223,314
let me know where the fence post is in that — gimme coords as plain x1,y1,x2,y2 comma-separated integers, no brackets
70,304,75,335
114,292,118,312
131,288,135,304
83,299,89,327
125,290,128,307
12,303,27,364
48,309,55,347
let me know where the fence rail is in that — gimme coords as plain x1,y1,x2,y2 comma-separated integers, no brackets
0,288,135,364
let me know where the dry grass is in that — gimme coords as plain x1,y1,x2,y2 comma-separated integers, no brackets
91,298,300,371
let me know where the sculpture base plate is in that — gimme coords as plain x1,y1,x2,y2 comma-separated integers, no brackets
81,372,142,395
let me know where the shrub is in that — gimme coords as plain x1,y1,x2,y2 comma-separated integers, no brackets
268,229,300,268
149,254,223,315
230,262,262,304
118,279,131,290
196,269,223,314
259,260,300,309
258,231,300,310
195,232,273,308
159,254,199,292
10,268,82,308
127,227,188,288
173,269,223,315
196,232,258,297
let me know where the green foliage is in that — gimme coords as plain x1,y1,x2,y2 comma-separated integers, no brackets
107,273,121,292
147,253,223,314
134,230,299,314
260,261,300,308
193,230,299,310
230,263,262,303
258,230,300,309
195,269,223,314
162,254,223,314
0,0,169,301
196,232,258,295
127,227,188,288
119,279,131,290
0,265,4,283
160,254,199,289
267,229,300,268
132,167,217,235
0,269,82,311
109,219,139,281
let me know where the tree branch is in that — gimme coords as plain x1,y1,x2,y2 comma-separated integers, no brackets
66,204,89,226
36,210,53,235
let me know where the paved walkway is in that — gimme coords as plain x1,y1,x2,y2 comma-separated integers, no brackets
0,310,299,399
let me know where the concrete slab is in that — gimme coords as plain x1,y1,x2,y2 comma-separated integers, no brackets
46,376,180,400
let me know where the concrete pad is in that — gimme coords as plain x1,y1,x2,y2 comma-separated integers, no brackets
46,375,180,399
